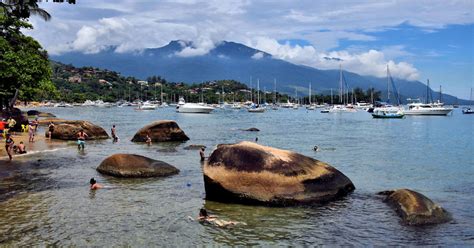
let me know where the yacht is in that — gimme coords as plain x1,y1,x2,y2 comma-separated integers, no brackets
329,105,356,113
230,103,242,109
280,100,294,108
176,98,214,113
247,79,266,113
355,101,372,110
135,101,157,110
405,98,453,115
462,88,474,114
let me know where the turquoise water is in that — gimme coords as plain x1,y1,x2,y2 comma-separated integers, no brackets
0,107,473,246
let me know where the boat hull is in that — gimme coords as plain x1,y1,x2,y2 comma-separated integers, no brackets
404,109,452,115
372,114,404,119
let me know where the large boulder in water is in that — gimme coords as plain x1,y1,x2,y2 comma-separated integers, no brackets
203,141,355,206
378,189,451,225
131,120,189,142
46,120,109,140
97,154,179,178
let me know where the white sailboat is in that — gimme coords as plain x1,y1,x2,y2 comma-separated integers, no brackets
306,83,316,110
329,65,355,113
248,79,266,113
462,88,474,114
372,65,405,118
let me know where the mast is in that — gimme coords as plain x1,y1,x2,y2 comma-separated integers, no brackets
339,64,343,104
387,65,391,104
331,88,333,105
273,78,277,104
257,79,260,105
352,88,355,104
370,87,374,104
426,79,433,104
161,83,163,103
309,83,312,105
439,85,442,102
250,76,253,103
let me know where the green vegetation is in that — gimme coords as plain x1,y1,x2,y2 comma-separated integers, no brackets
0,0,74,111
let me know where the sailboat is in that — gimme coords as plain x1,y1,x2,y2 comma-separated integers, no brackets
306,83,316,110
372,65,405,118
462,88,474,114
272,79,279,110
248,79,266,113
329,65,356,113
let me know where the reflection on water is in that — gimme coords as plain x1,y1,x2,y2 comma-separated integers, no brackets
0,107,473,245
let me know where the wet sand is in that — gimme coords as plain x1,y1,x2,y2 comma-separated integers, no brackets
0,129,69,162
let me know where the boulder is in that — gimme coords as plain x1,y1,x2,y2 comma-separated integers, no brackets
203,141,355,206
243,127,260,132
37,118,67,125
46,120,109,140
27,110,56,117
97,154,179,178
38,112,56,117
183,144,206,150
27,110,40,116
131,120,189,142
378,189,451,225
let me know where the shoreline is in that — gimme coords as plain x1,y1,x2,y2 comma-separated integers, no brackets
0,130,69,162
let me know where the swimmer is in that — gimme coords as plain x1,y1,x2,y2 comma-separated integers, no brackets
145,133,152,146
313,145,320,152
77,129,89,150
195,208,245,228
89,178,103,190
199,147,206,161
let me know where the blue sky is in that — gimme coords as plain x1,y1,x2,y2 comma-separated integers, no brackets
28,0,474,99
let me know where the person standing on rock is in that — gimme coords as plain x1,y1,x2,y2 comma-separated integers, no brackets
47,122,55,140
111,125,118,143
76,129,89,150
5,133,14,161
200,147,206,161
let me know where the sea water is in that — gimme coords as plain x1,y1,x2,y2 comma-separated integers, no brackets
0,106,473,246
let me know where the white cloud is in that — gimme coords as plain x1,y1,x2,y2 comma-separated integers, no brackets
251,52,264,59
251,37,419,80
25,0,473,81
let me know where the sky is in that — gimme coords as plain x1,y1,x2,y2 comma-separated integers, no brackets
27,0,474,99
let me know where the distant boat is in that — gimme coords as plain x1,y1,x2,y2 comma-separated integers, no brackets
404,80,452,116
248,79,265,113
372,65,404,118
462,88,474,114
176,97,214,113
135,101,157,110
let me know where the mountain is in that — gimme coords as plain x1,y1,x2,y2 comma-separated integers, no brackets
51,40,468,104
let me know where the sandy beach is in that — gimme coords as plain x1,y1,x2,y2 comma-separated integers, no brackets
0,129,69,162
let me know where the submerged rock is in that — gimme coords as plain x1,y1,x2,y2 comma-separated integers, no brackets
203,141,355,206
131,120,189,142
46,120,109,140
243,127,260,132
378,189,451,225
183,144,206,150
97,154,179,178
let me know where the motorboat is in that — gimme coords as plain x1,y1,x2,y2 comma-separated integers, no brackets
355,101,372,110
135,101,157,110
320,108,330,113
280,100,294,108
372,106,405,118
231,103,242,109
176,98,214,113
248,105,266,113
54,102,73,108
329,105,356,113
404,99,453,115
